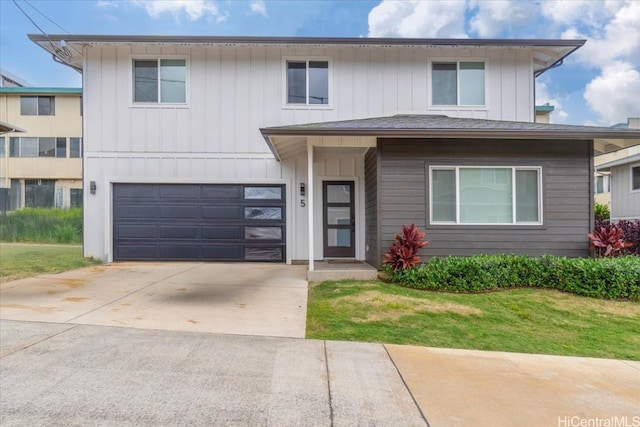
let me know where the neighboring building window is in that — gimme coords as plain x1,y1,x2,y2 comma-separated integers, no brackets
0,137,5,157
432,61,485,106
25,179,55,208
70,138,82,158
430,166,542,224
286,59,329,105
20,96,55,115
9,137,70,158
70,188,83,208
595,175,610,194
56,138,67,158
632,165,640,192
133,59,186,103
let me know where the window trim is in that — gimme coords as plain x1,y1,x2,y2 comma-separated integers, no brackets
429,59,488,108
282,56,333,109
631,164,640,193
130,56,189,107
429,165,543,226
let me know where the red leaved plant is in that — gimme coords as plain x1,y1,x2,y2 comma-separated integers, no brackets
383,224,429,270
588,226,633,257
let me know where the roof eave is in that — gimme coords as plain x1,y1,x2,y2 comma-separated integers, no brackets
260,128,640,140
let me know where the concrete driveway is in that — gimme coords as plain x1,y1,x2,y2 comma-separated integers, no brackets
0,262,309,338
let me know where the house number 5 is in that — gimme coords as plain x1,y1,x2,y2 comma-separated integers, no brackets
300,199,306,207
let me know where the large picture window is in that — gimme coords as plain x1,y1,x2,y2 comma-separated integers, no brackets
9,137,72,158
432,61,485,106
133,59,186,104
286,59,329,105
430,166,542,225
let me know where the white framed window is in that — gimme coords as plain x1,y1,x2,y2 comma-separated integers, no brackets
284,58,331,106
430,166,542,225
632,164,640,192
133,58,187,104
594,175,610,194
431,61,486,106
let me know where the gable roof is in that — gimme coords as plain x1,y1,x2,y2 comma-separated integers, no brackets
28,34,584,76
260,114,640,160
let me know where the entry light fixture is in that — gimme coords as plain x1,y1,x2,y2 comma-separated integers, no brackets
300,182,306,197
90,181,97,195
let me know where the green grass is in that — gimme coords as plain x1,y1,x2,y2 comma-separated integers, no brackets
0,244,101,282
0,208,83,244
306,280,640,360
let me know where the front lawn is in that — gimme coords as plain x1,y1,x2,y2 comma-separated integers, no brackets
0,244,101,283
306,280,640,360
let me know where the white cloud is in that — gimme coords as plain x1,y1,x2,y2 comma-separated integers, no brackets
468,0,537,37
584,61,640,124
368,0,467,38
560,1,640,68
250,0,267,17
96,0,119,8
131,0,226,22
535,81,569,122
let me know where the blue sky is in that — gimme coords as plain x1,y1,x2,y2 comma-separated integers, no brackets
1,0,639,126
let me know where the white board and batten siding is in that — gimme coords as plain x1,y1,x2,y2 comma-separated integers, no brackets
82,43,537,261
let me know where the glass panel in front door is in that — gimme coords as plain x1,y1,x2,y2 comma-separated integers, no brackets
323,182,355,258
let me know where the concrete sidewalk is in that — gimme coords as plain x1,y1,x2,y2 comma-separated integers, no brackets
2,319,638,427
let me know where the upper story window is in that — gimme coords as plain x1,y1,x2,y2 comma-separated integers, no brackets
430,166,542,225
0,137,5,158
9,137,79,158
133,59,186,104
21,96,55,115
632,165,640,192
286,59,330,106
432,61,485,106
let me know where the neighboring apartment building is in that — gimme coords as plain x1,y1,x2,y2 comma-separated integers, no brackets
30,35,640,269
0,86,83,210
595,118,640,221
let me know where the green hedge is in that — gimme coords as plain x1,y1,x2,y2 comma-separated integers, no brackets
390,255,640,301
0,208,83,244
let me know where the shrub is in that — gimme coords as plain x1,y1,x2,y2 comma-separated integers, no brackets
594,202,610,222
383,224,429,270
390,254,640,301
591,219,640,257
588,226,633,257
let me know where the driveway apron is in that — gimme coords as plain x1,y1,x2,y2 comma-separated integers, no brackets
0,262,309,338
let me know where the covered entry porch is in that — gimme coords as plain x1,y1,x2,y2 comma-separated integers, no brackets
260,129,379,281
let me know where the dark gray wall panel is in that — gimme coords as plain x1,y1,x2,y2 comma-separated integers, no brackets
113,183,285,262
377,138,592,261
364,148,380,267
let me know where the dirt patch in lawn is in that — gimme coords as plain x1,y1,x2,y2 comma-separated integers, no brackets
543,290,640,318
335,291,483,322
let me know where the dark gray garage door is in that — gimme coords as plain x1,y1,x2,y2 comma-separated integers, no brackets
113,184,286,261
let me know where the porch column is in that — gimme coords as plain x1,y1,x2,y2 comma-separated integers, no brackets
307,140,314,271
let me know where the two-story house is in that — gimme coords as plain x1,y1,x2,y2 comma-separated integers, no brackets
29,35,640,274
0,86,83,210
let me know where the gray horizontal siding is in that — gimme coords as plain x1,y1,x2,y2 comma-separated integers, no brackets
364,148,379,267
377,138,592,261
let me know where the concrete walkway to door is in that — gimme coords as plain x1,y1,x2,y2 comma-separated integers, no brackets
0,262,309,338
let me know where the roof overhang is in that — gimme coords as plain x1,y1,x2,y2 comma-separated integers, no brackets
595,153,640,171
28,34,585,76
0,120,26,135
260,115,640,161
